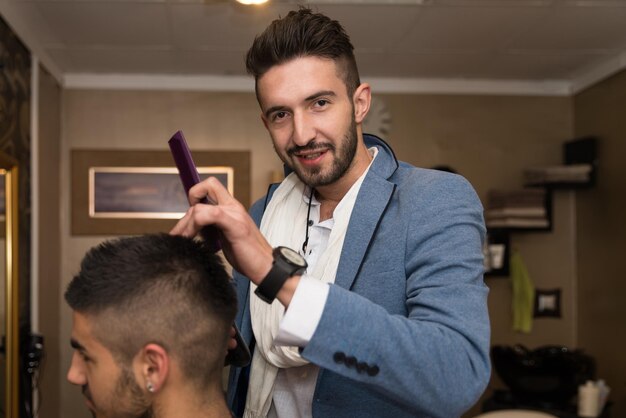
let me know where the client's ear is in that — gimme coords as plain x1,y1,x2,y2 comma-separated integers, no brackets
134,343,170,394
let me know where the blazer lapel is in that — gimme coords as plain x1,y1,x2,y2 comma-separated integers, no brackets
334,157,396,290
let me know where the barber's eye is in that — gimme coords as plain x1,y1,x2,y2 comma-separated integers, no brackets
315,99,328,107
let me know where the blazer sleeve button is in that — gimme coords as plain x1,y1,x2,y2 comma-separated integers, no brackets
356,362,368,373
367,365,380,376
333,352,346,364
345,356,357,368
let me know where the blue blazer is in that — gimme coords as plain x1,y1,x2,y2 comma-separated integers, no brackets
227,135,490,418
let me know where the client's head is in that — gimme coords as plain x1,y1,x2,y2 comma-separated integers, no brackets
65,233,237,418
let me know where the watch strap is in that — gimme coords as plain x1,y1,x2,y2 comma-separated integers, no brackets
254,247,306,303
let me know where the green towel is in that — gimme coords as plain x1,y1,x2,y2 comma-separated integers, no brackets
510,250,534,333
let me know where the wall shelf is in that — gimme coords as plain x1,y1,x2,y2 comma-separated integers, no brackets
485,188,553,233
483,137,598,277
523,137,597,189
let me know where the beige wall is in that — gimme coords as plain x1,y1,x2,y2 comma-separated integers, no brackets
574,70,626,418
56,89,578,417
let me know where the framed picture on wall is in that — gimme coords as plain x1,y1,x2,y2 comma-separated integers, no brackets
89,167,233,219
72,149,250,235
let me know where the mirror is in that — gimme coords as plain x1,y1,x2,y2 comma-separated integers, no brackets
0,151,19,418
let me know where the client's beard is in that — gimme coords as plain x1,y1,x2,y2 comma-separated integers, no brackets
82,366,155,418
115,366,155,418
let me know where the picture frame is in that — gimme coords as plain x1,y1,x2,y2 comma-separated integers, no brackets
72,149,250,235
534,288,562,318
89,166,233,219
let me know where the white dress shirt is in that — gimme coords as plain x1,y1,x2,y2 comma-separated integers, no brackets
269,192,331,418
266,147,378,418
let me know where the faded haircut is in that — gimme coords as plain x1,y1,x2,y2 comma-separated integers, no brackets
65,233,237,388
246,7,361,98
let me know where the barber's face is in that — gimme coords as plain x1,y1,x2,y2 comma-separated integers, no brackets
67,312,153,418
257,56,359,188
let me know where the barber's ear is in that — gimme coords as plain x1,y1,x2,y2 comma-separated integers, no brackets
353,83,371,124
134,343,169,394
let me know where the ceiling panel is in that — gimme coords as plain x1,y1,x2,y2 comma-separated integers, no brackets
17,0,165,2
397,4,552,52
484,52,606,80
4,2,63,45
47,46,253,74
169,3,295,49
313,4,423,51
47,47,177,73
357,51,489,78
510,5,626,50
173,49,252,74
33,2,170,46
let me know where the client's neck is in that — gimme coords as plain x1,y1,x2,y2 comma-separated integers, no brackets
155,383,231,418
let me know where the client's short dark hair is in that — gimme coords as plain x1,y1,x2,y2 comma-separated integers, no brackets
65,233,237,388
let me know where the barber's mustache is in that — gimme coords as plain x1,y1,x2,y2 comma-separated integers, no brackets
288,141,335,156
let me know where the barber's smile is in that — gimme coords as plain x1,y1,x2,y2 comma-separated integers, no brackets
296,150,326,164
291,146,332,166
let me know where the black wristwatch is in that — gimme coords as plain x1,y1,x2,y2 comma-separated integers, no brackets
254,246,308,304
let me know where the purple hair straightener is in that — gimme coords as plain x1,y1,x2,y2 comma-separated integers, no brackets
168,130,251,368
168,130,221,251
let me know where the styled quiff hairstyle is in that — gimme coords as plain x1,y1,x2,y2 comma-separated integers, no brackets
65,233,237,388
246,7,361,98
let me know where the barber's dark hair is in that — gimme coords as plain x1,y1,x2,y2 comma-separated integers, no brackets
246,7,361,98
65,233,237,388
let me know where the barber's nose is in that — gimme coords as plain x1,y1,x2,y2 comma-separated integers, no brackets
67,353,86,386
292,112,315,146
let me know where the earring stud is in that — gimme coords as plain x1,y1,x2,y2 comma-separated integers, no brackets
146,381,155,393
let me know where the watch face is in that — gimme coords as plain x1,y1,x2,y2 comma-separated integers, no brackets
278,247,307,267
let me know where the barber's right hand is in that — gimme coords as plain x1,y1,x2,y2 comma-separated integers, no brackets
170,176,273,285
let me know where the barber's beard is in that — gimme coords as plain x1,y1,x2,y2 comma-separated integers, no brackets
284,115,358,188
